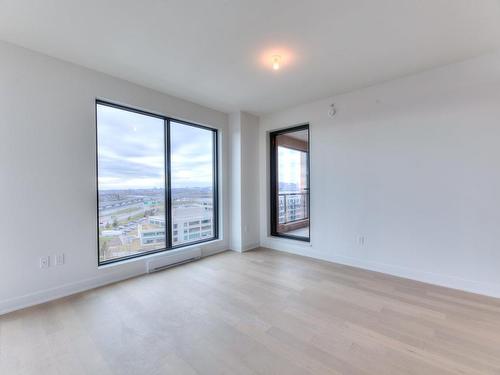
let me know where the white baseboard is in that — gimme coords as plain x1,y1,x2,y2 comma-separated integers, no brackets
229,242,260,253
242,242,261,252
262,239,500,299
0,248,228,316
4,243,497,316
0,269,141,316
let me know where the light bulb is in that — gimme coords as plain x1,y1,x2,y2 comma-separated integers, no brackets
272,55,281,70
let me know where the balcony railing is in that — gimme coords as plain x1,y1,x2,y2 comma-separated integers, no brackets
278,192,309,224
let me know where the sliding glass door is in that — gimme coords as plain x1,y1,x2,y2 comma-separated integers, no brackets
270,125,310,241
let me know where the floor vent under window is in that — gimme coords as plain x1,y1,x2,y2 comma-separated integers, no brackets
147,247,201,273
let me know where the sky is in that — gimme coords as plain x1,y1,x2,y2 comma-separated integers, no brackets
278,146,303,189
97,104,213,190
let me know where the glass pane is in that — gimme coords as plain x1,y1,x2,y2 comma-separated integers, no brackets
170,122,215,246
274,128,309,240
97,104,166,262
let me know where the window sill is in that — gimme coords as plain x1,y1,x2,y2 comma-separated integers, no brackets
97,237,224,269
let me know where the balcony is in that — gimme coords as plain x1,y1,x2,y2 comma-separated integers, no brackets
278,192,309,237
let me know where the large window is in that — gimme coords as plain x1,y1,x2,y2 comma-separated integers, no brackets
270,125,310,241
96,101,218,265
170,122,217,247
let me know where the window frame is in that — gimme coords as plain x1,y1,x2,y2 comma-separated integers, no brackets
95,99,219,266
269,124,310,242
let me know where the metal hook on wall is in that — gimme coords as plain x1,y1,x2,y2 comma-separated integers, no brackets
328,103,336,118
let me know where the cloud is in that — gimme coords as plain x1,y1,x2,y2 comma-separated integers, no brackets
97,105,215,190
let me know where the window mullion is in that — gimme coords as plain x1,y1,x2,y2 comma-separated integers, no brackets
213,130,219,239
166,118,173,249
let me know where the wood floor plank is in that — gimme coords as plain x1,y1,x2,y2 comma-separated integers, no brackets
1,248,500,374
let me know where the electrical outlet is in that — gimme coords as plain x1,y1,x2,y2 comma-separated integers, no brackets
55,253,65,266
40,256,50,269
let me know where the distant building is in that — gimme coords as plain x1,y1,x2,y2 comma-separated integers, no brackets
101,229,122,236
172,206,213,245
138,222,165,246
138,206,213,246
148,216,165,227
143,199,161,207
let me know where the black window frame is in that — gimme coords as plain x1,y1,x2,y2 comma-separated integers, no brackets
269,124,310,242
95,99,219,266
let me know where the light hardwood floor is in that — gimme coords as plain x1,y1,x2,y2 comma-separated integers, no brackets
1,248,500,374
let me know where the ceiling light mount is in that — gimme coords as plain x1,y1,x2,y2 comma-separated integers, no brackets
272,55,281,70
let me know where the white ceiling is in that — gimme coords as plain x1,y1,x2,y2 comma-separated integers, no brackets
1,0,500,115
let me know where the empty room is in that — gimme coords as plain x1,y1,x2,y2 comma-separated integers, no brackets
2,1,500,374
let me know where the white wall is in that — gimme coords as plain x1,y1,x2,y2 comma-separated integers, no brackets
240,112,260,250
228,111,260,251
0,41,229,314
228,112,242,251
3,37,500,316
259,51,500,298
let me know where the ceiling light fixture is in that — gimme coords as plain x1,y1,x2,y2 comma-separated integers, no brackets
272,55,281,70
